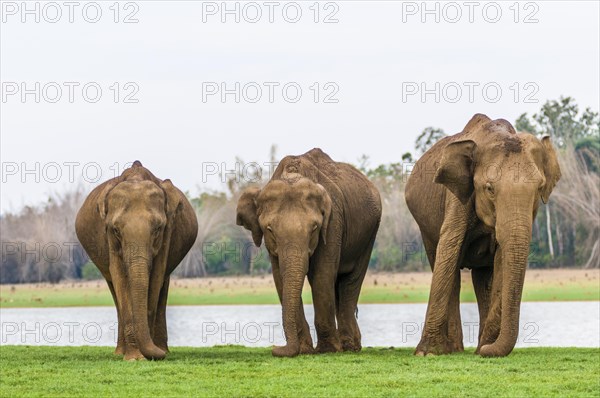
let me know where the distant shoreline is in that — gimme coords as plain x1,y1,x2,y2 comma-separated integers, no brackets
1,269,598,308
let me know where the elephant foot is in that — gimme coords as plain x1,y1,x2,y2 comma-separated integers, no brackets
272,344,300,357
447,332,464,353
450,340,464,353
415,335,453,356
479,343,510,357
299,341,315,355
341,340,362,352
154,332,169,353
316,339,342,354
123,347,146,361
114,345,125,356
140,345,166,360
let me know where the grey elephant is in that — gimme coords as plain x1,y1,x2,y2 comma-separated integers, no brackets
405,114,561,357
75,161,198,360
236,148,382,357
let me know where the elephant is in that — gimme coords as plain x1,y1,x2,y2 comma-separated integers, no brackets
405,114,561,357
75,161,198,360
236,148,382,357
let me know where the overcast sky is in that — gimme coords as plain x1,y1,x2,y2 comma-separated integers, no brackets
1,0,599,213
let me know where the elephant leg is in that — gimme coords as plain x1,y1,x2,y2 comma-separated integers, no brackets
478,249,503,353
447,269,464,353
418,236,437,343
416,198,467,356
472,266,493,353
336,273,365,352
107,280,125,355
153,276,170,353
309,270,341,354
272,258,313,354
336,243,371,352
109,263,144,361
147,256,168,345
296,296,315,354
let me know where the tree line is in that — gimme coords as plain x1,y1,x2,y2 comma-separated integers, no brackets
1,97,598,283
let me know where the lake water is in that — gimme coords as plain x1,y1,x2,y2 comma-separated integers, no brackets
1,302,598,348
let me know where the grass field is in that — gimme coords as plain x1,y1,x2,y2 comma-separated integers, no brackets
0,346,598,397
1,269,598,308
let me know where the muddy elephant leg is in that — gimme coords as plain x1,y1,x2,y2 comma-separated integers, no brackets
447,269,464,353
416,198,467,356
153,276,170,353
478,249,503,353
472,266,493,353
309,270,341,354
107,281,125,355
272,257,313,354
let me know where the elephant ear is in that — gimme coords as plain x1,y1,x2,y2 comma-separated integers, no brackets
160,179,183,220
315,184,332,245
540,136,561,204
236,187,263,247
434,140,477,204
96,180,119,220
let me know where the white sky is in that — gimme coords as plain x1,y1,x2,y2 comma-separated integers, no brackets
1,0,599,213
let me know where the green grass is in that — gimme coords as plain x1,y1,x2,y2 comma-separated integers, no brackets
0,346,598,397
1,280,598,308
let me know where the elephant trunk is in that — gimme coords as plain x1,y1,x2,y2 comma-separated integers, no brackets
125,244,166,360
273,250,308,357
480,205,532,357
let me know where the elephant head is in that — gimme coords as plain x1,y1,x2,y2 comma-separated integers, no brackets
97,163,182,360
236,177,332,356
434,119,561,356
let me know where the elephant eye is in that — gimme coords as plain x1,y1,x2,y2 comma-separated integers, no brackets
113,227,121,238
313,223,318,231
266,226,273,232
485,182,495,195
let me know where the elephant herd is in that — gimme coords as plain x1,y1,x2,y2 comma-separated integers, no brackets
75,113,561,361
